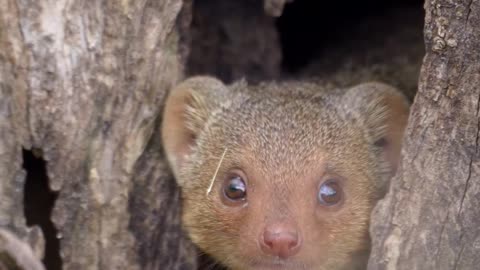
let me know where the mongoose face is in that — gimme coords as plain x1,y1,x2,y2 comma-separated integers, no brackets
162,77,409,270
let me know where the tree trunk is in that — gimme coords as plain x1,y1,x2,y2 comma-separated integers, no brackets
368,1,480,269
0,0,196,269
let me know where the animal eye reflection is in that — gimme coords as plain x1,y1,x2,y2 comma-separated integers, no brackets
223,175,247,201
318,179,342,206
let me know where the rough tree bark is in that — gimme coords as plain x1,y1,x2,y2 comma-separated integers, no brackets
0,0,197,269
368,1,480,269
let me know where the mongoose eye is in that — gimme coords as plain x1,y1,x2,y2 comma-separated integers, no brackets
223,174,247,202
318,179,342,206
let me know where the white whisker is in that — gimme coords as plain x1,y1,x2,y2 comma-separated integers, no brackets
206,147,228,196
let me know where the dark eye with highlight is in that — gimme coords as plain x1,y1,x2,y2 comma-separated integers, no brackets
318,179,342,206
223,174,247,201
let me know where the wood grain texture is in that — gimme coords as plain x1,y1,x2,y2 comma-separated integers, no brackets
368,1,480,269
0,0,196,269
0,229,45,270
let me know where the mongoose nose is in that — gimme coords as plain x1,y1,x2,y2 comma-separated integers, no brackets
260,223,302,258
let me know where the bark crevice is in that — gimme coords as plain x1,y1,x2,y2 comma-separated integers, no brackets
22,149,62,270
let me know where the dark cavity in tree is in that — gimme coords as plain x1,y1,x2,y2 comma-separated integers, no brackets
277,0,424,73
23,149,63,270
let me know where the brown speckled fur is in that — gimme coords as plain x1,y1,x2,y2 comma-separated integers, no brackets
162,76,409,270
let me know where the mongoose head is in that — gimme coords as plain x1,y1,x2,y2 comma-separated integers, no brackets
162,76,409,270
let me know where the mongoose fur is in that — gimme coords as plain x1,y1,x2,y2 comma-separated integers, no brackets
162,76,409,270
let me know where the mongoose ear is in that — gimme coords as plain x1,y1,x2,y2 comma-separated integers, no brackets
343,82,410,175
162,76,228,178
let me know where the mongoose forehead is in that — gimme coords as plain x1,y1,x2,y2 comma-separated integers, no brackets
162,76,409,270
192,82,378,188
